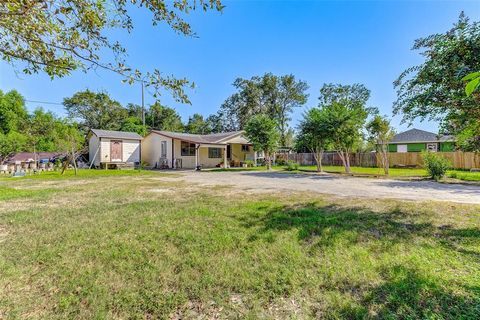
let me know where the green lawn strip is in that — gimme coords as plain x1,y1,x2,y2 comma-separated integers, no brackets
0,169,170,182
448,171,480,181
0,185,58,201
0,178,479,319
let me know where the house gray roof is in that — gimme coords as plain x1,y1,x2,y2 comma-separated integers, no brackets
390,128,454,144
90,129,143,140
151,130,246,145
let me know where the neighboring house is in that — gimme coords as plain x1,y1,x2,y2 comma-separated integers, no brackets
388,128,455,153
88,129,143,168
141,130,256,169
5,152,64,164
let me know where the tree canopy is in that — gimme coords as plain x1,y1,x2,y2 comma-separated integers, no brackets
244,114,279,170
218,73,308,144
296,108,331,172
394,13,480,151
0,0,224,103
318,84,372,173
63,90,128,132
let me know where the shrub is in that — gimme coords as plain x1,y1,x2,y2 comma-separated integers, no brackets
422,151,450,180
244,160,255,167
285,161,299,171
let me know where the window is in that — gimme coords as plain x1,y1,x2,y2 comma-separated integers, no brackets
181,141,196,156
397,145,408,153
241,144,250,152
160,141,167,158
208,148,222,158
427,143,438,152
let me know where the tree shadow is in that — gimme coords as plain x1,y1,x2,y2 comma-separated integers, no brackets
237,203,480,318
338,265,480,319
239,202,480,259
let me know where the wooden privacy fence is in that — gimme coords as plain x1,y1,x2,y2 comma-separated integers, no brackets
278,152,377,167
277,151,480,170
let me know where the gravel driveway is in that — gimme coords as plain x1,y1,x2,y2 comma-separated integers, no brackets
175,171,480,204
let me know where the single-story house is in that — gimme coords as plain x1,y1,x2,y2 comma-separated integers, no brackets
5,152,64,164
388,128,455,153
141,130,257,169
88,129,143,168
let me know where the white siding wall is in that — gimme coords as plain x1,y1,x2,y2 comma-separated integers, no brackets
88,135,100,167
100,138,111,162
122,139,140,163
141,133,173,168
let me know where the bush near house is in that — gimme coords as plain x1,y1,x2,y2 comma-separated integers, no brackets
422,151,451,180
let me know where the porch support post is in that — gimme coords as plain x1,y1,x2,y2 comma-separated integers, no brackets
253,149,257,167
195,144,199,170
224,144,228,168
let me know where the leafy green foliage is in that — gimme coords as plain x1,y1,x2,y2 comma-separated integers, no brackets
219,73,308,144
422,151,451,181
318,84,372,173
296,108,331,172
366,115,395,174
63,90,128,132
285,161,299,171
394,13,480,151
147,102,183,132
0,0,224,103
244,115,280,170
462,71,480,96
185,113,210,134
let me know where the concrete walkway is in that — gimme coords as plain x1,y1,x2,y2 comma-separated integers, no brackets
175,171,480,204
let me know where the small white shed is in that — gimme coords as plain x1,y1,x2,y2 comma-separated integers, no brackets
88,129,143,168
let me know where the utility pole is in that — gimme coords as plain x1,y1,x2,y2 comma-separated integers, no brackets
141,81,145,127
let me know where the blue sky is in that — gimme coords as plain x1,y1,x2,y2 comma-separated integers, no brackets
1,0,479,133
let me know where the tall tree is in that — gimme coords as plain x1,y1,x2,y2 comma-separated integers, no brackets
319,84,371,173
244,115,280,170
0,0,224,103
63,90,128,132
146,103,183,132
274,75,309,145
185,113,210,134
394,13,480,151
219,73,308,142
296,108,331,172
366,114,395,175
0,131,28,164
0,89,28,134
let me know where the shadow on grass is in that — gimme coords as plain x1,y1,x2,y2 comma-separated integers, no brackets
343,265,480,319
238,202,480,318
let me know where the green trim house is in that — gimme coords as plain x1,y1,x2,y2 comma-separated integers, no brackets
388,128,455,153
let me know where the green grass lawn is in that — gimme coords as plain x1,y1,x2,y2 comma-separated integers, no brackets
0,170,479,318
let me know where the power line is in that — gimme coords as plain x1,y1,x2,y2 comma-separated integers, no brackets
25,99,63,106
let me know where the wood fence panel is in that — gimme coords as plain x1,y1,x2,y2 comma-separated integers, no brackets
280,151,479,170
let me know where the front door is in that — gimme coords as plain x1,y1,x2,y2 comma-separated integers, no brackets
227,144,231,160
110,140,123,162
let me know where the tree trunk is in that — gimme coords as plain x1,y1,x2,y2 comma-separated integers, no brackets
61,154,70,175
71,148,78,175
266,151,272,170
313,148,324,172
337,150,350,173
382,145,389,175
345,152,351,173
